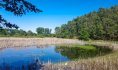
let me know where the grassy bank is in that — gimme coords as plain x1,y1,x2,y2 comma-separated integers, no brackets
42,44,118,70
42,50,118,70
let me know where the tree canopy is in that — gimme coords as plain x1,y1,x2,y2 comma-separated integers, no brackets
0,0,42,29
55,5,118,41
0,28,52,37
36,27,52,35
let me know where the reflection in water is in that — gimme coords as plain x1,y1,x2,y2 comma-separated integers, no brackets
0,46,69,70
55,45,112,59
55,47,81,59
28,59,44,70
0,45,112,70
0,59,43,70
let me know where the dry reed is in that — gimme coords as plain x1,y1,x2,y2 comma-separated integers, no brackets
41,51,118,70
0,37,85,48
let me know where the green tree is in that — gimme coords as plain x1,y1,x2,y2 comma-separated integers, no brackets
55,5,118,41
44,28,51,34
27,30,35,36
0,0,42,29
36,27,44,34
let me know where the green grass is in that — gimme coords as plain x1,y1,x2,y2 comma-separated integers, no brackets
56,44,113,60
58,44,97,50
79,45,96,50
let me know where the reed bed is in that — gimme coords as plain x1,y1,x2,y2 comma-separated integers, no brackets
41,40,118,70
86,40,118,50
0,37,117,50
0,37,85,48
42,51,118,70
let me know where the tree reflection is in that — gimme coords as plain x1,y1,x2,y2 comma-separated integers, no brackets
28,59,43,70
55,45,112,59
0,59,44,70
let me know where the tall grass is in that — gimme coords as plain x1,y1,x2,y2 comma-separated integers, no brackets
0,38,85,48
42,51,118,70
87,40,118,50
41,43,118,70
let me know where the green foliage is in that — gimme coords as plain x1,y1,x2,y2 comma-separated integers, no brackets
0,0,42,29
0,27,53,37
55,5,118,41
79,28,90,40
27,30,36,36
36,27,52,35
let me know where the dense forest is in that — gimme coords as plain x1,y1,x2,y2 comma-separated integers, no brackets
55,5,118,41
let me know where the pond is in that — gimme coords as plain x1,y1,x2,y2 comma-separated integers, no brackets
0,45,112,70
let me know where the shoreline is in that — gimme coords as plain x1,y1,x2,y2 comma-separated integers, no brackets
0,37,117,49
0,37,118,70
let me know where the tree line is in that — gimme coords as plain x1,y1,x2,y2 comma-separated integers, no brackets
55,5,118,41
0,0,44,37
36,27,52,35
0,27,52,37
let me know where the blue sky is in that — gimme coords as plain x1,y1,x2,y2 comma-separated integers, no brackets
0,0,118,33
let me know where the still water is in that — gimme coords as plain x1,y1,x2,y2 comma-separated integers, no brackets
0,45,69,70
0,45,112,70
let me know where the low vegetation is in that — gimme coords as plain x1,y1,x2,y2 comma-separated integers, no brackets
0,38,84,48
42,51,118,70
42,45,118,70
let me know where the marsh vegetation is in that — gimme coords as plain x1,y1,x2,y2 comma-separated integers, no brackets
42,44,118,70
56,45,113,59
0,1,118,70
0,42,115,70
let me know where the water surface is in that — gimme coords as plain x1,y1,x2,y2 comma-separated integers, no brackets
0,45,69,70
0,45,112,70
